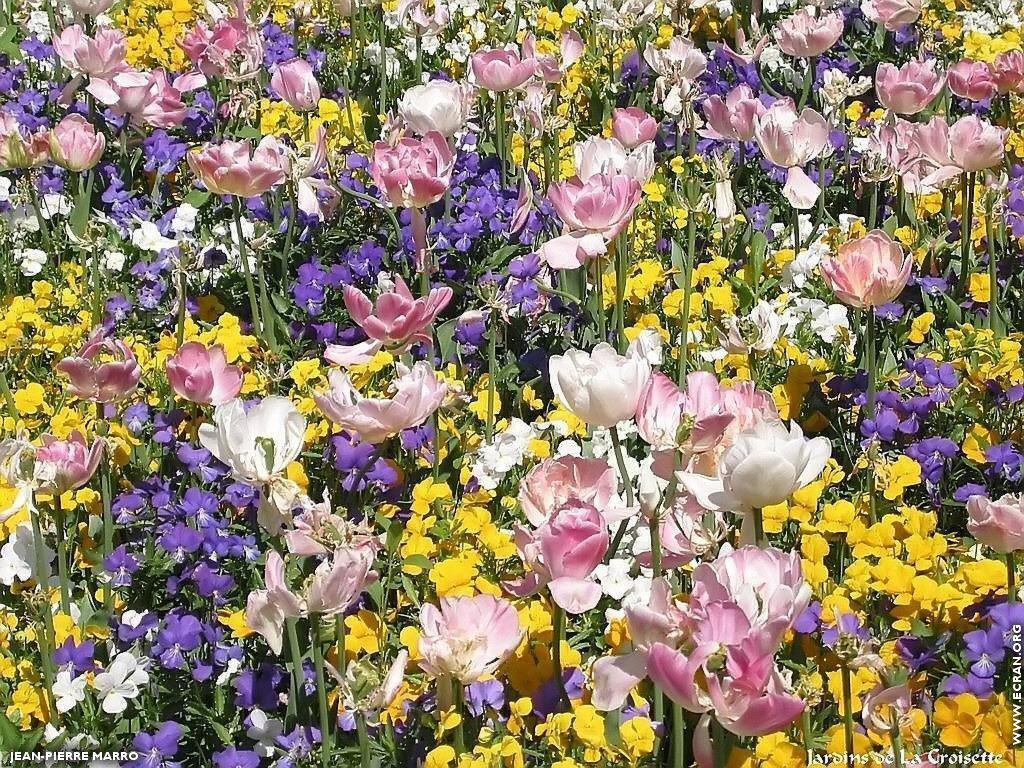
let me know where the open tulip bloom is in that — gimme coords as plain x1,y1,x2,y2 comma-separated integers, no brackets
3,0,1023,765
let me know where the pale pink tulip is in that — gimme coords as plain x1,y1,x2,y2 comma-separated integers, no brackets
165,342,244,406
862,683,912,734
34,432,105,494
140,70,205,129
0,113,49,170
187,136,287,197
325,276,453,366
612,107,658,148
636,372,734,461
470,48,536,91
967,493,1024,553
862,0,922,30
574,137,654,184
993,50,1024,94
418,594,523,683
57,333,141,403
371,132,454,209
66,0,116,16
774,8,844,57
315,361,447,444
753,100,830,209
874,59,945,115
522,30,584,83
53,25,128,78
915,116,1006,185
305,546,378,616
821,229,912,309
549,342,651,427
547,173,642,240
271,58,321,112
539,501,609,614
721,381,779,439
86,69,158,118
180,7,263,79
49,115,105,172
518,456,627,528
701,84,766,142
245,551,305,654
398,80,476,137
948,60,998,101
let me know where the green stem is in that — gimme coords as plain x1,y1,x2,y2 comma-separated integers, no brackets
54,495,70,615
551,604,570,709
485,309,498,442
840,665,856,760
609,426,635,509
986,197,999,333
671,703,685,768
802,707,814,765
752,507,765,547
453,678,467,752
678,218,696,384
890,730,903,768
614,233,629,352
865,310,878,525
0,366,17,420
356,712,372,767
29,500,57,721
286,618,305,726
1008,553,1017,603
175,263,188,348
711,718,730,768
311,615,332,767
232,198,265,343
958,172,975,296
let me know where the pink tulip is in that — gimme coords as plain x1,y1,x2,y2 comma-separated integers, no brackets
187,136,287,198
0,113,49,170
518,456,627,528
753,100,829,209
180,7,263,79
591,579,683,710
690,544,811,641
866,118,936,193
611,107,658,148
141,70,205,129
916,115,1006,186
522,30,584,83
721,381,779,439
547,173,642,240
574,137,654,184
948,60,998,101
270,58,321,112
324,276,453,366
470,48,536,92
165,342,244,406
66,0,116,16
821,229,912,309
371,132,454,209
305,545,378,616
315,361,447,444
539,501,609,614
861,683,912,734
701,84,766,142
49,115,105,172
87,69,158,118
636,495,725,569
418,594,523,683
246,551,305,654
53,25,128,78
862,0,922,29
774,8,844,58
993,50,1024,94
57,333,141,403
874,59,945,115
34,432,105,494
967,493,1024,553
636,372,734,462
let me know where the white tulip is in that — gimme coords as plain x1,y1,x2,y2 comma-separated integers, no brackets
682,419,831,511
549,343,651,428
198,397,306,486
398,80,476,137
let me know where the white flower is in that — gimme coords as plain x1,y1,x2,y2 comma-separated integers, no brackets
170,203,199,234
549,342,651,428
39,194,72,220
131,220,178,253
15,248,47,277
93,652,150,714
682,419,831,512
247,708,284,757
472,418,534,490
53,668,87,713
593,558,635,600
398,80,475,137
102,249,126,273
0,522,52,586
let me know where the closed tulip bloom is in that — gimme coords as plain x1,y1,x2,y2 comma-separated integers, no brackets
325,276,453,366
701,84,765,142
967,493,1024,553
187,136,287,197
573,137,654,184
470,48,536,92
66,0,116,16
549,342,651,427
539,501,610,613
683,420,831,512
948,60,998,101
875,59,945,115
862,0,922,30
49,115,105,172
315,361,447,444
518,456,626,528
198,396,306,486
611,107,658,149
371,132,454,209
753,101,830,209
398,80,475,136
547,173,642,240
53,25,128,78
774,8,844,57
165,342,244,406
57,333,141,403
34,432,105,494
270,58,321,111
0,113,49,170
418,594,523,683
821,229,913,308
993,50,1024,94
